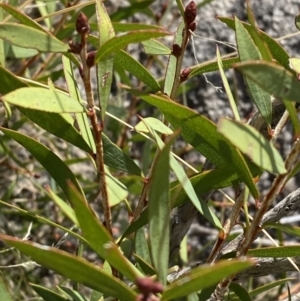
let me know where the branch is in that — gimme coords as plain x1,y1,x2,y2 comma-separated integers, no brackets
220,188,300,256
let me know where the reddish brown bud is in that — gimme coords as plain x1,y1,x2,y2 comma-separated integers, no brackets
189,21,196,32
184,1,197,25
136,277,164,295
180,67,191,82
76,12,90,35
86,51,96,68
172,44,182,58
68,41,82,54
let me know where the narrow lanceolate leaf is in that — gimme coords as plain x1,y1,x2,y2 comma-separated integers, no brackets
114,50,161,91
141,39,171,55
62,56,96,153
0,127,84,200
19,109,93,153
295,14,300,31
218,118,286,174
102,134,142,176
96,1,115,122
218,17,290,70
65,182,143,281
105,167,128,207
143,122,222,229
229,283,251,301
234,61,300,103
0,3,47,32
140,93,259,197
248,246,300,257
0,6,5,67
148,137,172,285
0,24,68,53
0,274,13,301
161,259,253,300
189,57,240,78
2,87,84,113
31,284,70,301
235,16,272,126
164,20,184,96
135,117,173,135
0,235,137,301
95,30,171,62
217,46,240,121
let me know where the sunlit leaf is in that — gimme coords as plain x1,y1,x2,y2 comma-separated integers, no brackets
235,16,272,126
65,182,143,281
114,50,161,91
218,118,286,174
0,24,68,53
142,39,171,55
140,93,258,197
3,87,84,113
161,259,253,300
135,117,173,135
0,235,137,301
31,284,70,301
248,246,300,257
234,60,300,103
148,134,172,284
95,30,170,62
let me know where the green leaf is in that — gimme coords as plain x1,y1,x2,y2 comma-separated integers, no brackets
3,87,84,113
105,167,128,206
95,30,171,62
161,259,253,300
264,223,300,238
189,57,240,78
248,246,300,257
234,61,300,103
133,253,156,275
8,45,38,58
249,278,295,298
21,109,92,153
0,273,13,301
59,287,88,301
0,3,47,32
0,127,84,200
65,181,143,281
171,164,260,208
141,39,171,55
102,134,142,176
45,187,79,226
135,117,173,135
148,135,172,285
31,284,70,301
140,93,258,197
0,23,68,53
62,55,95,153
217,46,240,121
218,118,286,174
0,7,5,67
96,1,115,122
218,16,290,70
114,50,161,91
0,64,28,94
164,20,184,96
0,235,137,301
289,57,300,73
135,228,151,266
235,16,272,126
229,283,251,301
